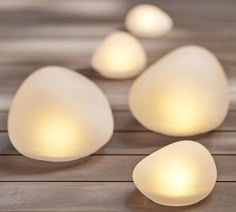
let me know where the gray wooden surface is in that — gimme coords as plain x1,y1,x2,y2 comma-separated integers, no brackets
0,0,235,211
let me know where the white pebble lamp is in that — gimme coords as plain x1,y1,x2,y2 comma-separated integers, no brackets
125,4,173,37
129,45,229,136
133,140,217,206
8,66,114,162
91,31,147,79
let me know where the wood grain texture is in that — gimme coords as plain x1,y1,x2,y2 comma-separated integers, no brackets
0,182,235,211
0,155,234,182
0,0,235,211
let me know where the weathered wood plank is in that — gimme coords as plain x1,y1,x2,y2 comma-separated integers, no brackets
0,0,235,25
0,39,234,62
0,23,121,38
0,182,235,211
0,155,234,182
1,131,236,155
0,25,235,39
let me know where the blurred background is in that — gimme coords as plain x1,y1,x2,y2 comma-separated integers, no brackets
0,0,235,69
0,0,235,111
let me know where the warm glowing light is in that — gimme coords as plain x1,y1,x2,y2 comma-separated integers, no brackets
153,90,208,135
125,4,173,37
129,45,229,136
156,161,196,197
28,105,82,158
133,141,217,206
8,66,114,162
91,31,147,79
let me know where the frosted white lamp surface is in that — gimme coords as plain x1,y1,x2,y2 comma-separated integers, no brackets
129,45,229,136
8,66,114,162
133,140,217,206
125,4,173,37
91,31,147,79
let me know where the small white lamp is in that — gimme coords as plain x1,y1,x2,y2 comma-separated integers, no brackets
133,140,217,206
125,4,173,37
91,31,147,79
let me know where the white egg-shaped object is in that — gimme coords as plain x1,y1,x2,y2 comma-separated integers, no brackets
133,140,217,206
129,45,229,136
91,31,147,79
8,66,114,162
125,4,173,37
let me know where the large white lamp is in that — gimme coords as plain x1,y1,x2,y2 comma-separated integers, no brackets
8,66,114,162
129,45,229,136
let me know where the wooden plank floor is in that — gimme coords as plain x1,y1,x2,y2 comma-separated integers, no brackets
0,0,235,211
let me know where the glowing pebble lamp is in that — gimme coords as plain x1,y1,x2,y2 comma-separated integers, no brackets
129,45,229,136
91,31,147,79
133,140,217,206
125,4,173,37
8,66,114,162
